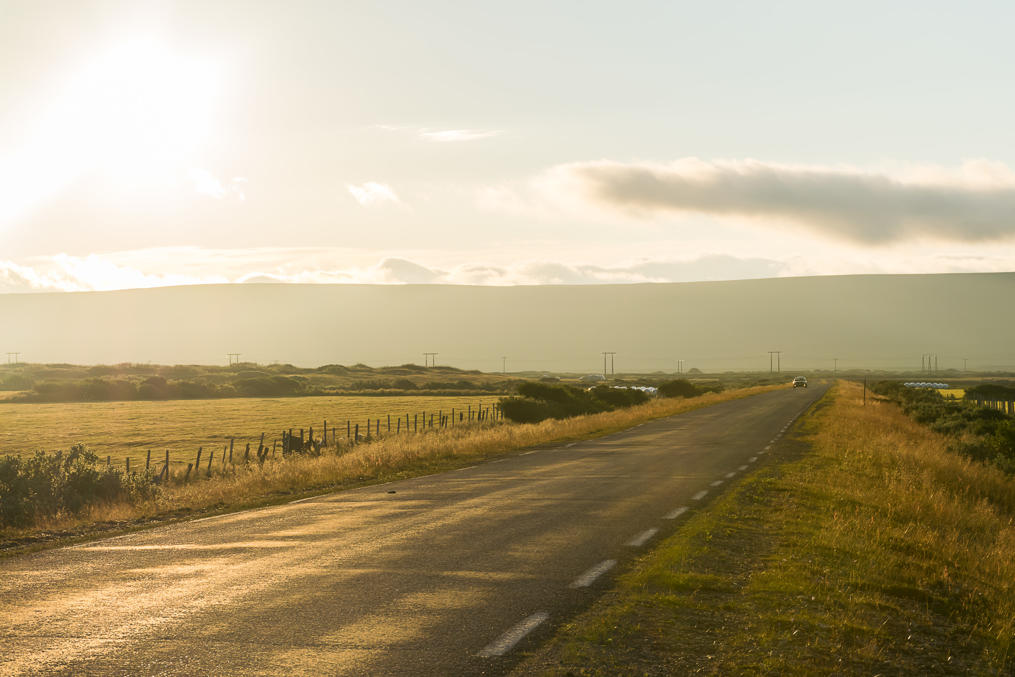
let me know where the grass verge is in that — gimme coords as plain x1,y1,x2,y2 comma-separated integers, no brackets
0,384,780,555
514,380,1015,675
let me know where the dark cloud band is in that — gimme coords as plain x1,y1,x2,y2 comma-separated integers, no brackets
561,160,1015,244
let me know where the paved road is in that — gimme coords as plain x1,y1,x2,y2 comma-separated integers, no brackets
1,386,826,676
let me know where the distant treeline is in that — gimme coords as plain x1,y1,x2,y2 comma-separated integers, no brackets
873,382,1015,473
0,362,518,403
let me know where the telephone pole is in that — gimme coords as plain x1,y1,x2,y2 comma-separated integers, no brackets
423,352,438,368
227,353,241,366
602,352,616,378
768,351,781,373
963,358,968,373
833,358,838,376
501,356,507,374
6,352,20,365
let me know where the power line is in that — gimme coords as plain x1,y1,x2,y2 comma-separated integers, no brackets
423,352,438,368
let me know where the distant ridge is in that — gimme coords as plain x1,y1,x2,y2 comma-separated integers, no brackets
1,273,1012,372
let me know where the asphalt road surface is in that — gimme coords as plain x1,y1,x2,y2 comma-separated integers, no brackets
1,385,827,676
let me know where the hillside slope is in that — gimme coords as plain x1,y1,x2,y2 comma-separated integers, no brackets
0,273,1012,371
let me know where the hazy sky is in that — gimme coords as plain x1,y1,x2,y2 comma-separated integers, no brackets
2,0,1015,292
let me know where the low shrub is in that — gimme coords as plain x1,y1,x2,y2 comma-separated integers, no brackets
0,445,158,528
499,382,649,423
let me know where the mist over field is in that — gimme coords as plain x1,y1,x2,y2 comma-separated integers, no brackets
2,273,1011,373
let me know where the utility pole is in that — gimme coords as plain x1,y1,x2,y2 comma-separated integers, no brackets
677,359,684,375
423,352,438,368
768,351,781,373
227,353,241,366
833,358,838,376
501,356,507,374
963,358,968,373
6,352,20,365
602,352,615,378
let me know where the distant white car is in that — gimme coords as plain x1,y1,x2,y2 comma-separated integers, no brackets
792,376,808,388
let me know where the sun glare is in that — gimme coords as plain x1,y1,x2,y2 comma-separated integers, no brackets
67,38,222,186
0,36,223,225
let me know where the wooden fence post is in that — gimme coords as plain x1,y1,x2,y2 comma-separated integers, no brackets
164,450,170,481
125,457,130,473
354,423,359,443
387,414,391,432
145,449,151,471
229,438,235,463
195,447,202,473
397,417,401,433
207,450,214,476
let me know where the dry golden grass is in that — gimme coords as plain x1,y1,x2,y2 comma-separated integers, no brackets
3,385,782,547
0,394,501,468
518,381,1015,675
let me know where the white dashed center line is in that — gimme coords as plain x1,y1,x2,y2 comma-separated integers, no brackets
738,464,749,471
569,560,617,588
692,489,709,501
748,456,758,463
626,528,659,547
478,612,550,657
725,471,736,479
710,479,724,487
663,506,688,520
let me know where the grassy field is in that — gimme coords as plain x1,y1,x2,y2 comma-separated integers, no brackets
516,381,1015,675
0,395,501,469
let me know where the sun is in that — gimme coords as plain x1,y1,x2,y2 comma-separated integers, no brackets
62,38,223,186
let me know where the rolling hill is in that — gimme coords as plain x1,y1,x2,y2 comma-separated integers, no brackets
1,273,1012,372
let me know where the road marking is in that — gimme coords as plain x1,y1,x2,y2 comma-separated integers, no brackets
724,471,736,479
478,612,550,657
455,465,478,471
692,489,709,501
738,464,749,471
522,450,539,455
710,479,724,487
626,528,659,547
569,560,617,588
663,506,688,520
565,442,578,448
490,458,506,463
748,456,758,463
192,511,243,522
288,496,318,505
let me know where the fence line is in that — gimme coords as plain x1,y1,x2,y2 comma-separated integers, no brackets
112,401,504,486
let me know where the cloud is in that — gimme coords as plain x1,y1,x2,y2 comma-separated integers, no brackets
418,129,501,143
375,125,502,143
347,181,400,206
188,169,247,201
552,158,1015,244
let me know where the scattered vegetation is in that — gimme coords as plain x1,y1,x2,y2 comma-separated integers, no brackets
518,381,1015,675
499,383,650,423
873,381,1015,472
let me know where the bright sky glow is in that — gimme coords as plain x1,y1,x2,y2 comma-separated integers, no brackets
1,1,1013,292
